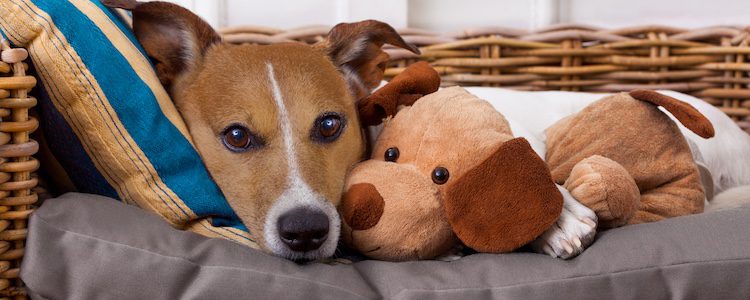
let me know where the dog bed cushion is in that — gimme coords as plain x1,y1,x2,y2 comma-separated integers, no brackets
22,193,750,299
0,0,253,246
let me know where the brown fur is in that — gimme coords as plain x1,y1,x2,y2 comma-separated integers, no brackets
629,90,715,138
546,92,712,226
564,155,640,228
340,86,562,260
341,183,384,230
314,20,419,100
104,1,419,256
179,45,365,242
357,61,440,126
445,138,563,253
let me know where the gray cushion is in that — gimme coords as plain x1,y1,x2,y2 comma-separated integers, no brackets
21,193,750,299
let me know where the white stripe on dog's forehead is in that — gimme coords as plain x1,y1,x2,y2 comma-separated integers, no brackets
266,63,298,180
265,63,313,199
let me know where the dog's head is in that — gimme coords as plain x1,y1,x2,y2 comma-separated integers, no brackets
104,0,419,260
340,87,563,261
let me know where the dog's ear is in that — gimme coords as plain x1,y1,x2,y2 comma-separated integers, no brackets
315,20,420,100
357,61,440,126
102,0,221,93
443,137,563,253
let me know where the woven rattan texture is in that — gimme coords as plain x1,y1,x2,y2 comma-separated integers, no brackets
222,24,750,134
0,23,746,299
0,39,37,298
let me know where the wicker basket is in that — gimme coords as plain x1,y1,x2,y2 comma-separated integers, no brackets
1,23,748,298
223,24,750,134
0,40,37,298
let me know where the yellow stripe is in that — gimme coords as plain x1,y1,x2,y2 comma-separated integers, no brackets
188,220,259,249
2,0,196,224
115,9,132,28
0,2,33,45
31,44,135,205
69,0,194,145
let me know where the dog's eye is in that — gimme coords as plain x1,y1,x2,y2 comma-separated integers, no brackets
431,167,450,185
384,147,399,162
311,112,346,143
221,125,260,152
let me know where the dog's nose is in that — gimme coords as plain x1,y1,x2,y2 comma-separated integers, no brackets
277,208,329,252
341,183,385,230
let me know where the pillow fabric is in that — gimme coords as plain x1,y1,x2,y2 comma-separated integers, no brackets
0,0,255,247
22,193,750,299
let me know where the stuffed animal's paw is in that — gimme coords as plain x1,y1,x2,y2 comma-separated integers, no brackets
530,186,597,259
565,155,640,228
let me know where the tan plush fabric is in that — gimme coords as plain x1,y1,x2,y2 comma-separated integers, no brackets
342,83,712,260
564,155,640,228
340,86,562,261
546,92,711,226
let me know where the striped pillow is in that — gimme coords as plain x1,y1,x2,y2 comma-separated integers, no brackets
0,0,256,247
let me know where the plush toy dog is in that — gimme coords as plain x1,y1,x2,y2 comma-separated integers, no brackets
340,62,714,261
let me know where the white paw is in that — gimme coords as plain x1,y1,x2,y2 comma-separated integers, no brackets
530,185,598,259
435,245,467,262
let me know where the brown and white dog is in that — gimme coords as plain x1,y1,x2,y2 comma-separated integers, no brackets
103,0,419,260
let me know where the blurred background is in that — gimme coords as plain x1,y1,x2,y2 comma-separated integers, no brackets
162,0,750,31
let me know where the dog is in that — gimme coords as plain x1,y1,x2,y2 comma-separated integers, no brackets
103,0,419,261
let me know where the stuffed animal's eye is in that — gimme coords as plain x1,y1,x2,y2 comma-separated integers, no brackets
312,112,346,143
432,167,449,184
384,147,399,162
222,124,262,152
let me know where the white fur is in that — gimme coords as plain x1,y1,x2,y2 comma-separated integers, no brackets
707,185,750,212
340,36,368,65
466,87,750,195
262,63,341,260
179,28,197,64
335,37,370,99
530,185,598,259
342,66,368,98
658,91,750,194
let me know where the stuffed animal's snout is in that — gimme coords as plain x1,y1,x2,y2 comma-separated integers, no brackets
339,160,458,260
341,183,385,230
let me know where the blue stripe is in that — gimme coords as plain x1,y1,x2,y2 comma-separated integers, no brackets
15,0,184,221
29,62,120,199
26,0,248,232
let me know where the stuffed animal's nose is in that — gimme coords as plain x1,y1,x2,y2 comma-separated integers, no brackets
341,183,385,230
277,208,329,252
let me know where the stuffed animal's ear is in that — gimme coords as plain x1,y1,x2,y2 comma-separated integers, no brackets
315,20,420,101
444,137,563,253
357,61,440,126
102,0,221,93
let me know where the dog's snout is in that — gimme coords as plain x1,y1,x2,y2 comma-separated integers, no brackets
341,183,385,230
277,208,329,252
